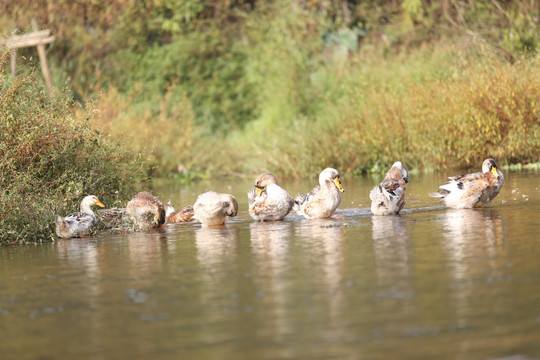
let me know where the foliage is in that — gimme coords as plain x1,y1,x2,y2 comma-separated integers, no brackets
241,46,540,176
0,0,539,181
88,84,238,179
0,56,146,244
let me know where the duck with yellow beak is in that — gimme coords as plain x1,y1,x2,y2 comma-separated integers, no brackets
430,158,504,209
55,195,105,238
293,168,345,219
248,173,294,222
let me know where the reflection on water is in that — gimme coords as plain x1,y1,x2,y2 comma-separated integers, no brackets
250,221,291,274
371,215,412,290
1,172,540,359
441,208,507,280
195,225,239,267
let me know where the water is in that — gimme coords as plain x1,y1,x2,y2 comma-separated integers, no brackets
1,170,540,360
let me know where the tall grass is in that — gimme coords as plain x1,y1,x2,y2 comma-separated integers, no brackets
239,45,540,177
0,56,146,244
86,3,540,179
89,85,246,180
4,1,538,181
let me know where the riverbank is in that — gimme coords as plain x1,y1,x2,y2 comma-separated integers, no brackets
0,58,146,245
93,45,540,180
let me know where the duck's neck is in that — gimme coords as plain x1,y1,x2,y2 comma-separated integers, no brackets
321,180,335,193
80,202,95,216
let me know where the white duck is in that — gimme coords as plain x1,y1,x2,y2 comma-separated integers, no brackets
248,173,294,222
430,158,504,209
370,161,409,215
293,168,345,219
193,191,238,226
55,195,105,238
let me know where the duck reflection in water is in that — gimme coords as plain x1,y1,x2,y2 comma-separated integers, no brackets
195,226,239,267
297,219,345,329
441,209,506,263
250,221,292,271
195,226,240,322
371,215,412,288
440,208,506,327
249,221,293,337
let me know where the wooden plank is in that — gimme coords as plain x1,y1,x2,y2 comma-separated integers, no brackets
1,35,55,49
0,30,51,44
31,19,54,95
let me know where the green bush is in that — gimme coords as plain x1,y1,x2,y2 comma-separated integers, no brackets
0,57,146,244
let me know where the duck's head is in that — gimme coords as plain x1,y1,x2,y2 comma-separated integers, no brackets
482,158,500,178
82,195,105,208
391,161,410,183
320,168,345,192
79,195,105,214
222,194,239,217
254,173,278,196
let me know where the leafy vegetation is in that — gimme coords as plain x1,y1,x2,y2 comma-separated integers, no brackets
0,55,146,244
1,0,539,181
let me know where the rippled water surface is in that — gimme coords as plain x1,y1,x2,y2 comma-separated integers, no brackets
1,170,540,360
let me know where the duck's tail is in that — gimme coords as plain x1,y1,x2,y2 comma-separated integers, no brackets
165,200,176,218
247,188,257,206
55,215,69,238
429,190,448,198
293,193,307,213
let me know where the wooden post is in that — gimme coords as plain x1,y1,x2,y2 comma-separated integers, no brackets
0,20,55,95
10,48,17,76
31,19,53,94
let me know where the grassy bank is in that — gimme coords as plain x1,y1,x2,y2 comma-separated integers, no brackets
0,57,146,245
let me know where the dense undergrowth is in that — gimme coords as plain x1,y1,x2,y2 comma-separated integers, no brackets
1,0,539,181
0,56,146,244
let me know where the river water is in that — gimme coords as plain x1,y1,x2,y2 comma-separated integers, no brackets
1,170,539,359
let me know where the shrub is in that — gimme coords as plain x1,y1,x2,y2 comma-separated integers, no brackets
0,56,146,244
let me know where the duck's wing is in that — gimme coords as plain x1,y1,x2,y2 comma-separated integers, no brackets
439,171,486,193
380,178,406,195
167,205,195,223
249,192,289,219
370,180,406,215
247,188,258,206
293,185,320,211
59,212,98,236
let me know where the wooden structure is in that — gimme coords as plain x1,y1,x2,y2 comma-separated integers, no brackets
0,19,55,93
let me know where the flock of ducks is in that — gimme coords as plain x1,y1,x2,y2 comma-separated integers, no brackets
55,158,505,239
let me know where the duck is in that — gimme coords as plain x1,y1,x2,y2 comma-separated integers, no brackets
55,195,105,238
293,167,345,219
126,191,166,230
95,207,132,230
430,158,504,209
193,191,238,226
248,173,294,222
370,161,409,215
165,200,195,223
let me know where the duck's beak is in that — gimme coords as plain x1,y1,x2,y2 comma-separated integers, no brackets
96,200,105,208
491,166,499,178
333,177,345,192
256,187,263,197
